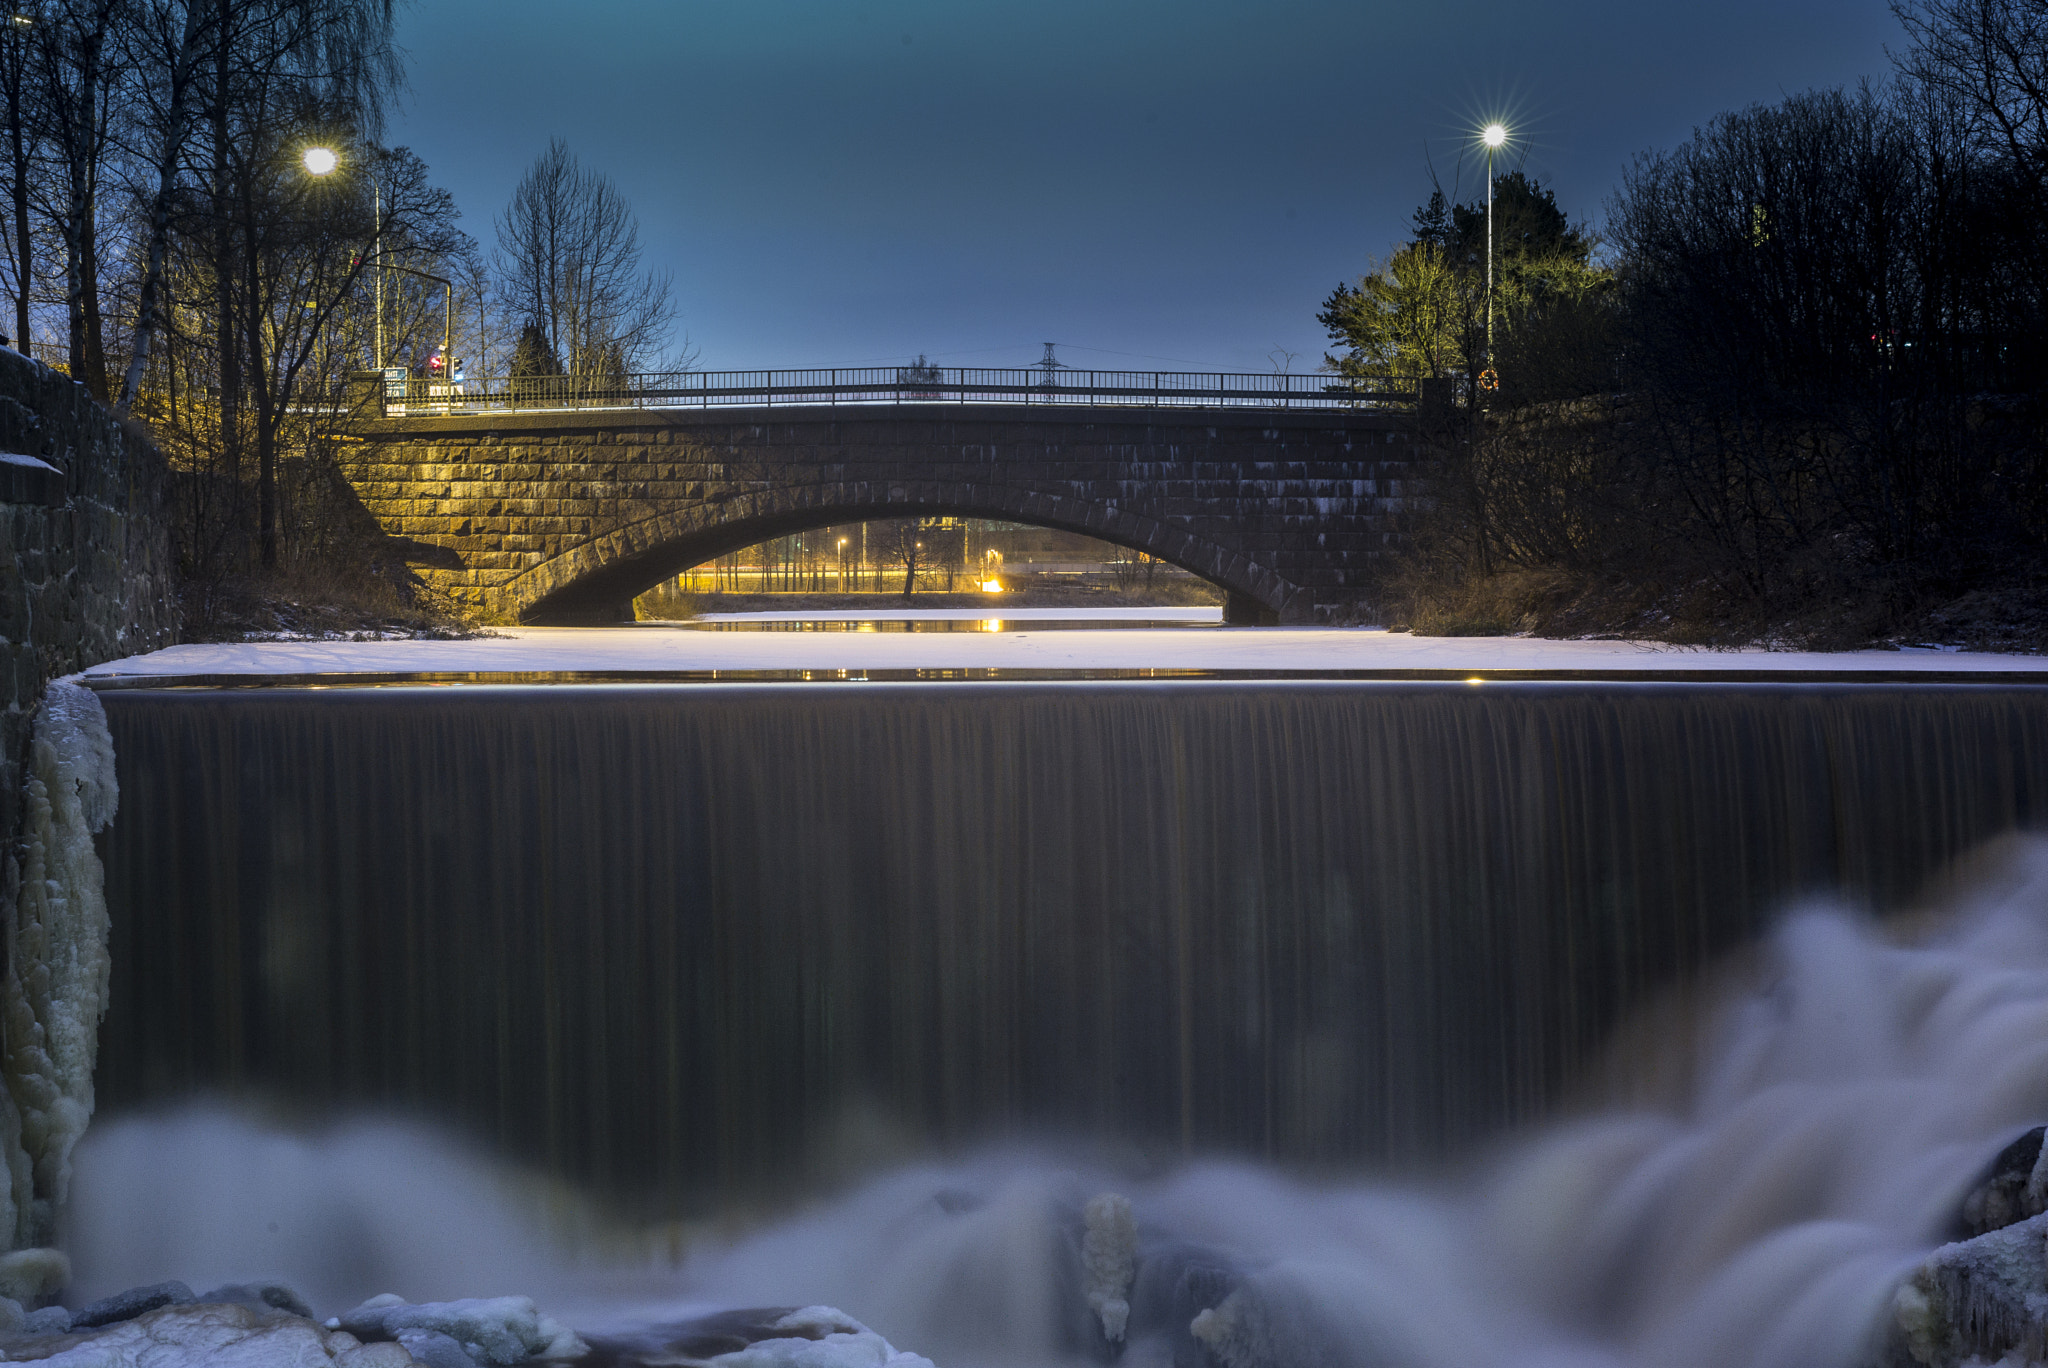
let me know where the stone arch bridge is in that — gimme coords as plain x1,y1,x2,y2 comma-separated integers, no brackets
336,380,1422,625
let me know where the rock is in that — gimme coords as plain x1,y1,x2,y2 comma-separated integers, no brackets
199,1281,317,1320
581,1306,934,1368
0,1300,336,1365
1881,1210,2048,1367
1958,1125,2048,1238
337,1343,421,1367
1081,1193,1137,1346
1126,1245,1241,1368
0,1248,70,1306
398,1327,485,1368
71,1279,195,1329
339,1293,588,1364
20,1304,72,1334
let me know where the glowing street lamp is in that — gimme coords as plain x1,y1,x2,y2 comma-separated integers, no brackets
301,146,338,177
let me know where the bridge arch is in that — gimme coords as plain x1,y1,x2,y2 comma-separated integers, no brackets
489,480,1293,624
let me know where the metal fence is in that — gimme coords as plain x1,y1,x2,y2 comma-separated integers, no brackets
370,366,1414,416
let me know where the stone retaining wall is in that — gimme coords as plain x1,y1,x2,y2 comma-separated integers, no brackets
0,348,175,867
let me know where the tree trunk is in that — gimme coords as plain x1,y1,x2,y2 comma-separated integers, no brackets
212,6,241,558
118,4,210,415
5,31,29,355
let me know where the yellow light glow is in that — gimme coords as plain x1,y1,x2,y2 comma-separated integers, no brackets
978,579,1003,593
1483,123,1506,148
979,620,1004,633
302,146,339,176
1466,676,1485,684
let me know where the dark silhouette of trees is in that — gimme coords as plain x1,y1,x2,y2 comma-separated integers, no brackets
494,138,675,376
1353,7,2048,644
509,321,563,377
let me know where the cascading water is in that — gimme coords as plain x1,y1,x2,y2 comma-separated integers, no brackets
58,835,2048,1367
69,679,2048,1363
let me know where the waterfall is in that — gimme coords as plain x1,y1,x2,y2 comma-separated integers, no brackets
54,836,2048,1368
89,681,2048,1215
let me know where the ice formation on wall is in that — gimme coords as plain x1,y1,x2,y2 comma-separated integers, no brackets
1080,1192,1135,1344
0,680,117,1246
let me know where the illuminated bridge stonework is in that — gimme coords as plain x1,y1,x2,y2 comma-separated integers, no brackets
335,401,1424,625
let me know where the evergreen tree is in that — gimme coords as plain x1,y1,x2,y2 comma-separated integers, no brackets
509,321,563,378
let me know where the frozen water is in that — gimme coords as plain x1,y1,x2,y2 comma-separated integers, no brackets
0,681,119,1246
82,625,2048,680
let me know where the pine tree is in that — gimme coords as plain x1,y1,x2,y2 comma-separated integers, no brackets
509,321,563,377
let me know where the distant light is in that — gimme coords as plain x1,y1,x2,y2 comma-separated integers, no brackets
1466,676,1485,685
1483,123,1506,149
302,146,338,176
979,579,1003,593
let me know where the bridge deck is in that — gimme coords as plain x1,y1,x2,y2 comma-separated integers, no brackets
352,365,1414,419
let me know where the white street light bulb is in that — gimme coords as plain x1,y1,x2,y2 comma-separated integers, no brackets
1483,123,1507,148
302,146,338,176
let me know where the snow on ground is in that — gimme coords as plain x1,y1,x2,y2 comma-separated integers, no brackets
80,618,2048,680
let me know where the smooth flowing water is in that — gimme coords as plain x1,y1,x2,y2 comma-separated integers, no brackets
78,680,2048,1363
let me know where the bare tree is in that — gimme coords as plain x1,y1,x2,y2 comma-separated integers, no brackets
494,137,675,377
873,518,938,596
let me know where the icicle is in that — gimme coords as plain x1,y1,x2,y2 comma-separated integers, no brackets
1,680,118,1247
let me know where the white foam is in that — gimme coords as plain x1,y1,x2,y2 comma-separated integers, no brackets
57,838,2048,1367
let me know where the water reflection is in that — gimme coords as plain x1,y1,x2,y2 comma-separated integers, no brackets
652,607,1225,633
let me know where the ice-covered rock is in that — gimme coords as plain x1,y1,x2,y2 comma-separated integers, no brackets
582,1306,935,1368
0,1300,339,1365
699,1307,934,1368
1081,1193,1137,1345
1884,1211,2048,1366
0,1247,71,1306
0,680,119,1246
338,1292,588,1364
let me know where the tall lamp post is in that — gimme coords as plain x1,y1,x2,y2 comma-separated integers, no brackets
1482,122,1506,382
303,146,454,399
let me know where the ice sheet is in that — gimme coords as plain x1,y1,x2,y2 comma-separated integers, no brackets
83,625,2048,680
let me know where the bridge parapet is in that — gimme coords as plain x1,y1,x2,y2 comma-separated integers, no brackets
334,402,1424,625
346,366,1413,419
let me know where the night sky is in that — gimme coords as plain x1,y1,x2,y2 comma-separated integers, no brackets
388,0,1902,376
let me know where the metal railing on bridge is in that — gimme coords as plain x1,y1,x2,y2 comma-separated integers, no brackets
365,366,1414,417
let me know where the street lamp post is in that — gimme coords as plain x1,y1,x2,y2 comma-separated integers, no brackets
303,146,456,406
1482,122,1506,378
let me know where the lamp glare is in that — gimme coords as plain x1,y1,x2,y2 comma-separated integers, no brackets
1483,123,1507,148
302,147,338,176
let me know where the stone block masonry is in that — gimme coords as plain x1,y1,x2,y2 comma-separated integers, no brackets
0,348,175,867
0,348,172,1250
337,403,1423,624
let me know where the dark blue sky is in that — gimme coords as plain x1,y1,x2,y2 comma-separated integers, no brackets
388,0,1903,375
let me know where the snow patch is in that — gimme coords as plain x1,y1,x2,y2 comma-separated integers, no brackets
701,1306,935,1368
